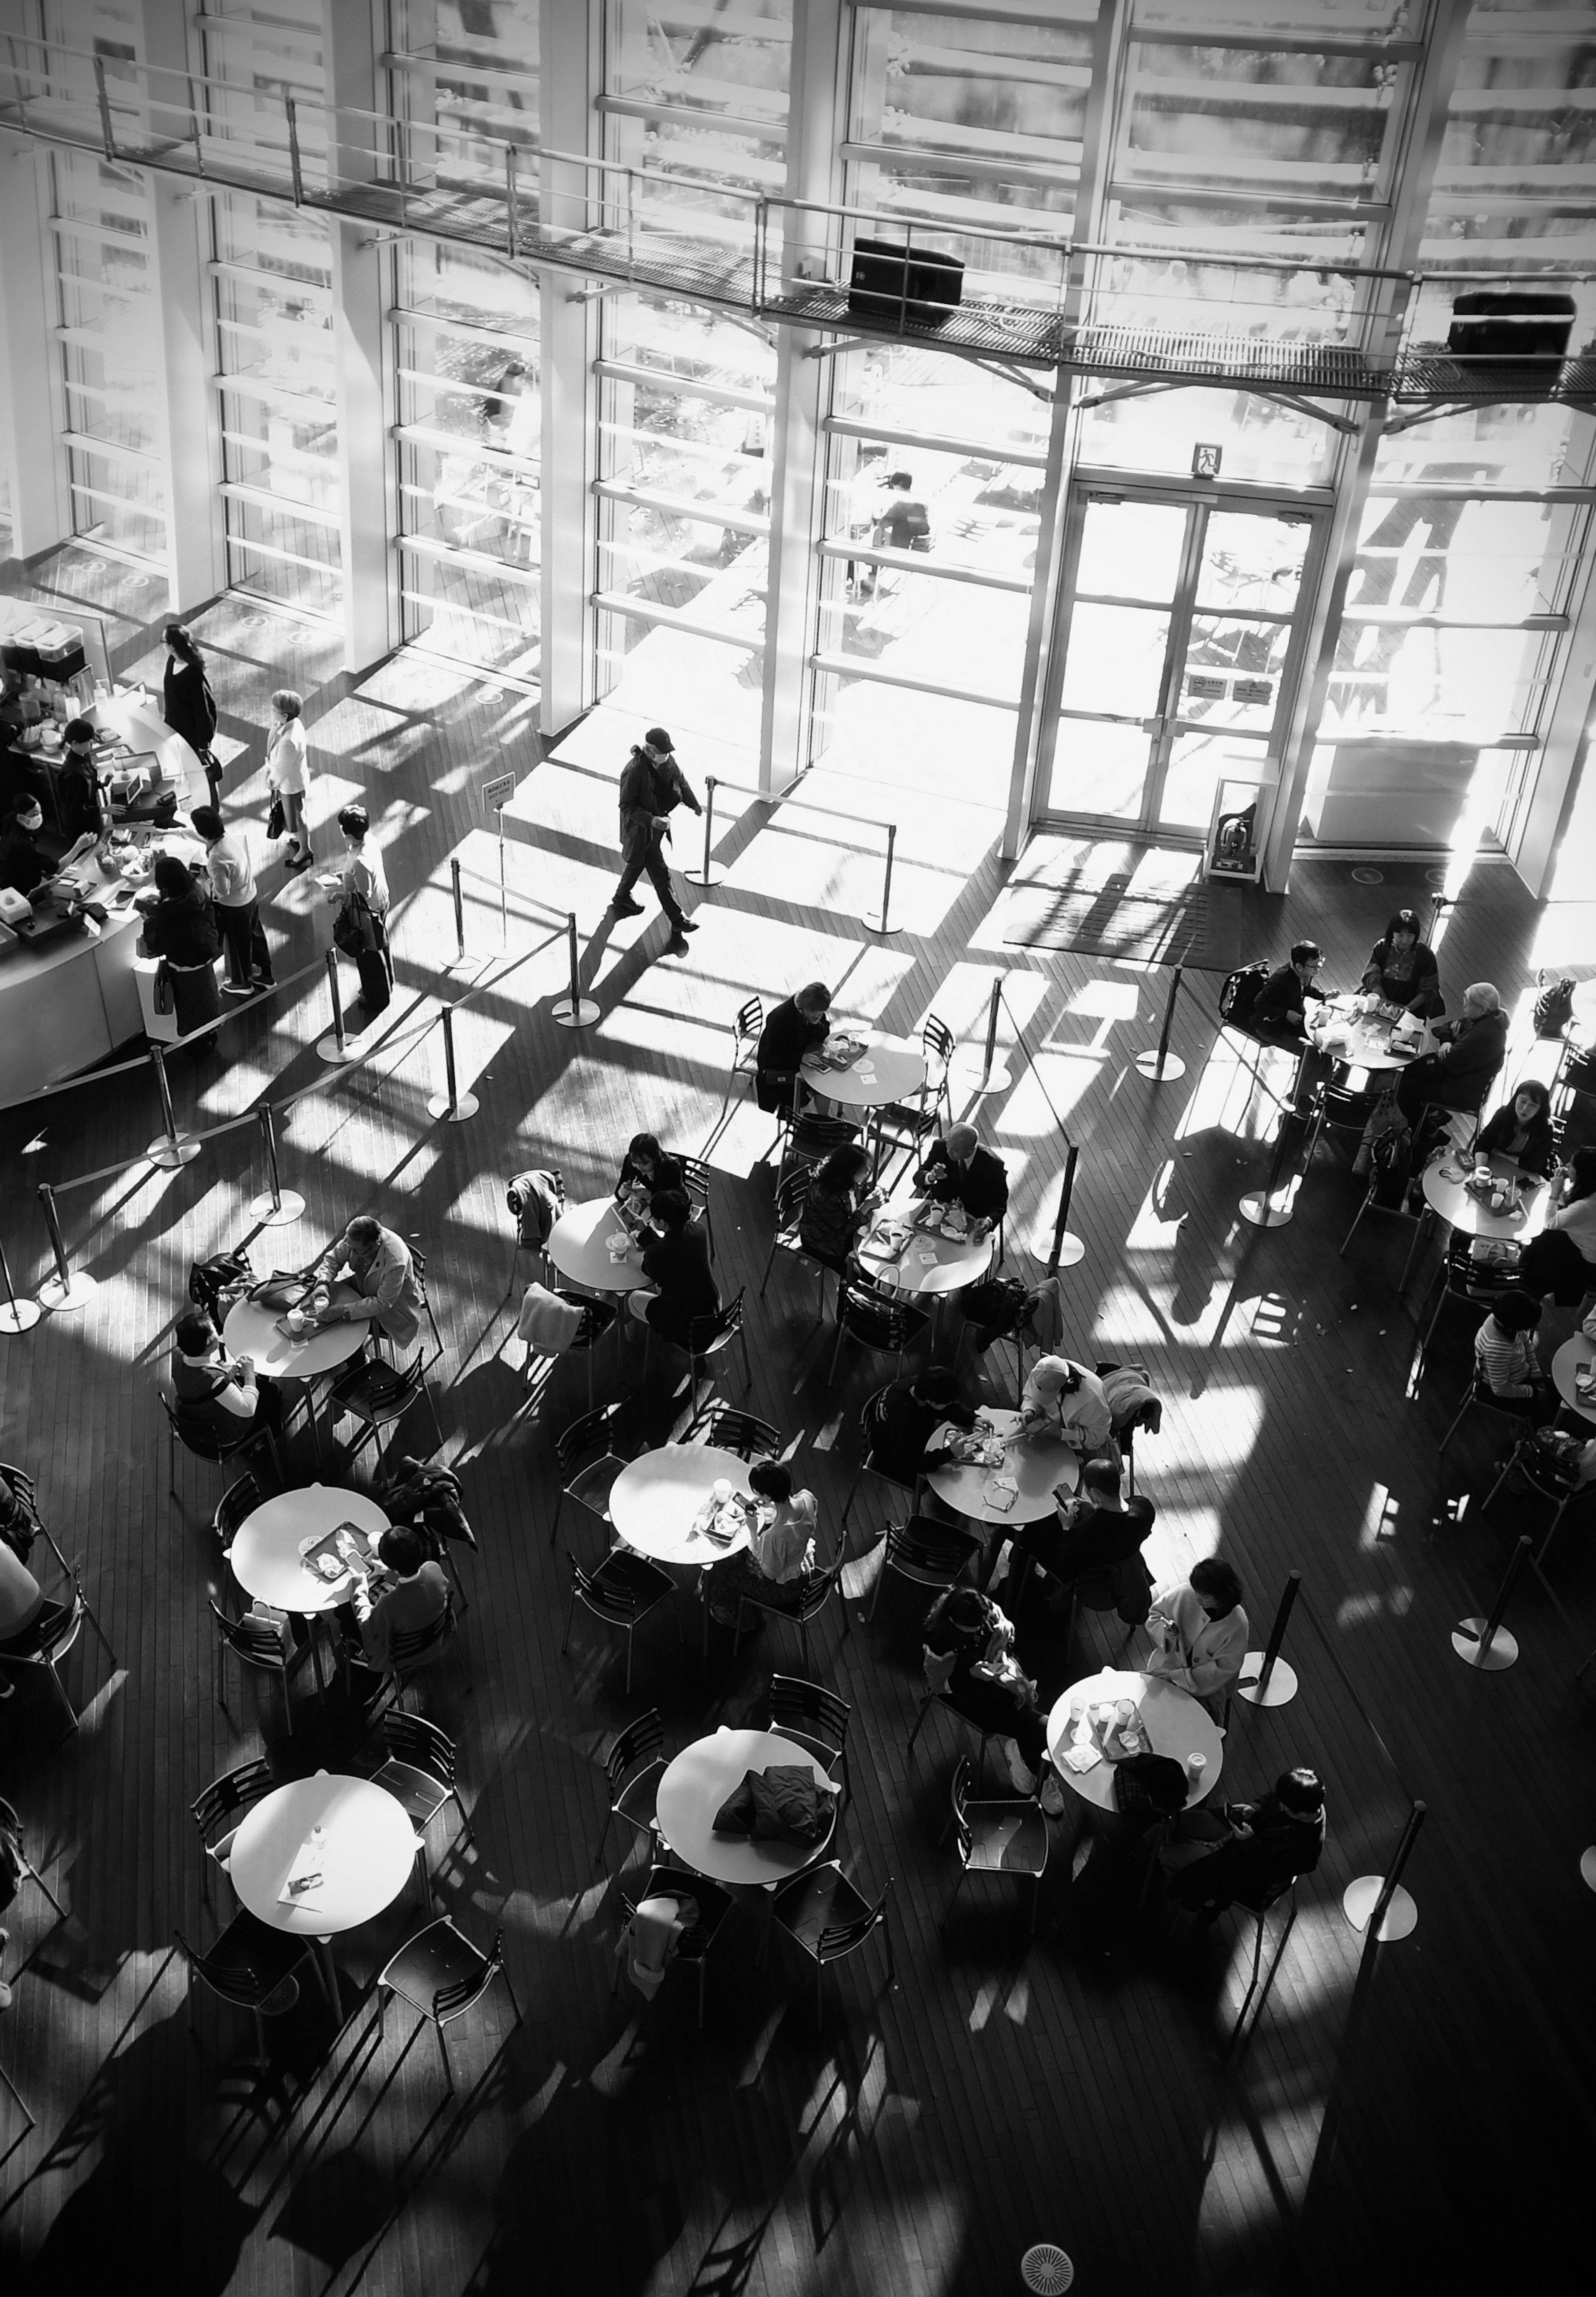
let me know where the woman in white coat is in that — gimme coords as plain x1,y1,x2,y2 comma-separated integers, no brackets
265,687,311,870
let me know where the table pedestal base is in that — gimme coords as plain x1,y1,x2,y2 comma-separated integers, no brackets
1342,1876,1418,1941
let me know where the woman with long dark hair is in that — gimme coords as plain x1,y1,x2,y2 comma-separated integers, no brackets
1362,907,1443,1018
139,853,222,1041
162,623,221,807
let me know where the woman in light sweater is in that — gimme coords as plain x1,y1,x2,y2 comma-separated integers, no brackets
1145,1558,1249,1708
265,687,312,871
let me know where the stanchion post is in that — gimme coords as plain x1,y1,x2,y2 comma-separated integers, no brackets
687,775,721,887
1451,1535,1531,1670
874,822,902,935
497,803,508,946
248,1102,306,1226
451,856,466,964
1048,1142,1084,1270
427,1004,480,1123
1236,1569,1301,1706
552,909,599,1028
1344,1800,1426,1947
0,1234,42,1334
1135,965,1187,1083
317,947,358,1064
980,977,1001,1088
145,1044,201,1170
951,973,1013,1095
35,1183,96,1313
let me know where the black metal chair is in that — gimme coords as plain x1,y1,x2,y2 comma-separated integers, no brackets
158,1379,281,1501
839,1382,922,1538
549,1400,637,1554
376,1598,461,1708
1438,1370,1535,1456
1478,1427,1589,1565
766,1863,894,2027
562,1549,676,1695
777,1109,860,1187
732,1544,853,1673
758,1165,837,1324
645,1290,752,1410
591,1708,667,1867
873,1014,954,1184
175,1912,315,2058
1416,1233,1521,1367
866,1514,980,1623
943,1756,1049,1937
828,1276,929,1387
1305,1077,1384,1171
371,1711,470,1904
326,1350,443,1464
677,1153,717,1263
375,1918,520,2093
2,1584,113,1736
613,1861,734,2029
212,1471,262,1558
727,994,764,1106
190,1755,276,1907
522,1288,619,1415
407,1242,448,1367
767,1673,851,1800
0,1793,70,1934
904,1687,995,1792
680,1404,781,1461
209,1594,305,1738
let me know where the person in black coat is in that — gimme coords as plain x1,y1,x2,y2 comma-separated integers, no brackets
139,854,222,1039
1395,982,1507,1126
162,623,221,806
1012,1459,1155,1590
56,721,107,846
1475,1080,1557,1178
626,1188,718,1346
1362,907,1444,1017
862,1365,978,1487
1166,1767,1327,1917
756,982,831,1113
914,1124,1009,1229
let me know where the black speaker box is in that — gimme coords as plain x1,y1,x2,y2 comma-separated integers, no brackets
1446,290,1575,360
847,237,964,328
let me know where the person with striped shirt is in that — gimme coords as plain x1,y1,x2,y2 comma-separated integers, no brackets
1473,1289,1557,1424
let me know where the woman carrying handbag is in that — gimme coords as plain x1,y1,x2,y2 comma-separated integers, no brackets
162,623,222,808
327,803,392,1026
264,687,312,871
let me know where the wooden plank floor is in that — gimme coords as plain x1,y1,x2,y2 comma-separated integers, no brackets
1,551,1594,2296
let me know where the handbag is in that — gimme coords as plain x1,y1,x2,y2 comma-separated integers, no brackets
249,1272,311,1311
151,959,174,1016
265,792,286,842
334,885,382,956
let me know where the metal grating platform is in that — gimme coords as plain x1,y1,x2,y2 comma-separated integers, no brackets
1389,353,1596,405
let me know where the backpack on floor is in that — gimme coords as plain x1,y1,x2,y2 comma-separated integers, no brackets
1369,1123,1413,1211
506,1168,564,1250
1219,963,1270,1029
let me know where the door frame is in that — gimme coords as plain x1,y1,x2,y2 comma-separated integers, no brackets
1034,468,1332,844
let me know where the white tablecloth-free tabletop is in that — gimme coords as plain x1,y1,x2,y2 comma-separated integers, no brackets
546,1194,650,1294
229,1483,388,1614
853,1198,995,1298
222,1294,368,1380
609,1445,755,1565
1307,998,1437,1075
654,1727,836,1886
228,1772,419,1939
1552,1335,1596,1430
801,1033,926,1111
1419,1152,1551,1242
1046,1668,1224,1813
925,1407,1079,1526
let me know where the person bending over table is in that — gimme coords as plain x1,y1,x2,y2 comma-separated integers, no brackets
1474,1288,1559,1424
1519,1147,1596,1302
914,1124,1008,1233
170,1308,285,1436
706,1461,818,1627
614,1131,683,1221
800,1144,882,1271
1145,1559,1249,1707
1163,1767,1327,1917
756,981,831,1114
345,1525,449,1674
1394,981,1507,1133
864,1366,978,1488
1362,907,1444,1019
0,1540,74,1700
921,1585,1064,1809
1475,1080,1557,1179
627,1188,718,1344
1020,1356,1111,1453
310,1215,424,1351
1252,940,1333,1110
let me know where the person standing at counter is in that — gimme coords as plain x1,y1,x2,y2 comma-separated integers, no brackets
265,688,312,872
162,624,221,807
191,804,273,997
57,720,108,847
138,854,222,1041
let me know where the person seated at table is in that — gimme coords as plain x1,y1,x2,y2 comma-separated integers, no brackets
1362,908,1444,1018
756,982,831,1113
1145,1559,1248,1707
1518,1147,1596,1303
921,1584,1065,1809
614,1130,683,1214
1009,1459,1155,1597
0,1466,37,1566
628,1187,718,1345
706,1461,818,1626
1163,1767,1327,1918
799,1143,882,1271
1020,1356,1112,1453
1475,1080,1557,1179
1394,982,1507,1134
347,1525,450,1673
139,854,224,1044
0,1538,74,1697
914,1123,1008,1234
310,1215,424,1351
169,1310,285,1436
864,1365,979,1489
1474,1288,1558,1423
1253,942,1335,1109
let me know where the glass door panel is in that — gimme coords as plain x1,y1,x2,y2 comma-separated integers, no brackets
1058,602,1171,717
1076,497,1187,601
1195,511,1309,615
1159,729,1270,834
1050,718,1150,821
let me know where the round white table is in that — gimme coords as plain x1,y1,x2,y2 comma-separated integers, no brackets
1307,999,1435,1076
854,1198,995,1299
655,1727,836,1886
801,1032,926,1111
609,1445,755,1564
228,1772,419,2006
925,1407,1079,1525
229,1483,389,1613
222,1294,368,1380
1552,1335,1596,1429
547,1195,649,1294
1420,1152,1551,1242
1046,1668,1224,1812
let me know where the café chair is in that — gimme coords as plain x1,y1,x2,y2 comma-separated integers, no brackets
768,1673,851,1801
175,1912,315,2059
726,994,764,1108
562,1550,675,1696
591,1708,667,1868
190,1755,276,1907
766,1863,894,2028
1416,1234,1520,1368
375,1917,521,2094
157,1376,281,1503
407,1243,447,1367
1304,1078,1383,1172
209,1594,306,1739
681,1404,781,1461
613,1862,733,2029
777,1109,860,1188
0,1793,70,1936
377,1601,462,1710
828,1277,929,1388
212,1471,262,1560
942,1757,1049,1938
732,1545,852,1674
1478,1429,1587,1567
759,1166,835,1325
905,1687,994,1793
873,1013,954,1184
549,1400,637,1554
676,1153,717,1263
326,1350,442,1465
1437,1371,1534,1457
2,1584,113,1737
522,1288,618,1416
866,1514,980,1624
645,1292,752,1412
372,1712,471,1903
840,1382,922,1538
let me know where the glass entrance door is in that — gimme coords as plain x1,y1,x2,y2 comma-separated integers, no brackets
1043,488,1315,835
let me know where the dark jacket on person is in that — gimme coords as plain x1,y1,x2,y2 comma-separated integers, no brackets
640,1221,719,1344
615,1150,683,1200
798,1175,867,1266
0,824,48,897
617,748,700,837
1252,965,1325,1041
163,658,217,757
866,1382,976,1486
142,882,222,967
57,756,104,844
915,1140,1010,1223
1399,1004,1508,1115
1475,1103,1559,1179
1168,1793,1326,1912
1022,1495,1155,1584
1362,936,1443,1017
757,995,829,1113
